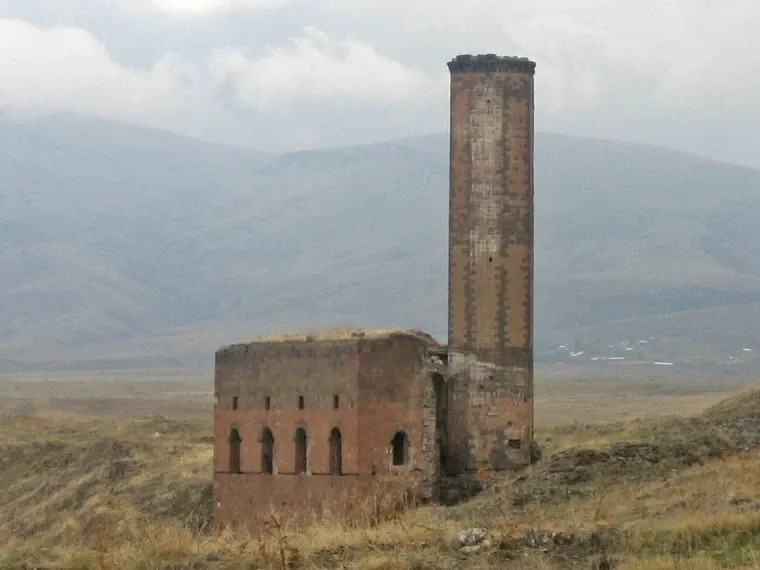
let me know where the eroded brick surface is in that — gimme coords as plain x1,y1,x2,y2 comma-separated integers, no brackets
213,474,420,533
447,55,536,470
213,332,439,533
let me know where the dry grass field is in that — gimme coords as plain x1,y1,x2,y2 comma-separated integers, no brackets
1,371,759,569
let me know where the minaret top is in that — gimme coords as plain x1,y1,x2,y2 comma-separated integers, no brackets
447,54,536,74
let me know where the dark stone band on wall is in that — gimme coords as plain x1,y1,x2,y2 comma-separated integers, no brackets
447,54,536,74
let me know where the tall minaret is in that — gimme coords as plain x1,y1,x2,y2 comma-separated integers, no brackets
446,54,536,471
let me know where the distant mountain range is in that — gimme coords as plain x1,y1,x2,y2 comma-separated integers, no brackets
3,112,760,376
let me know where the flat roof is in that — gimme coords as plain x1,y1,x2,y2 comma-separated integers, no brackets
218,327,439,351
249,327,437,343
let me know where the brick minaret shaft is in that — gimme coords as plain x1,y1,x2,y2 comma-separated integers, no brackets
446,54,536,471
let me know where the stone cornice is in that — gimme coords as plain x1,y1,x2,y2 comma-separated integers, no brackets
447,54,536,74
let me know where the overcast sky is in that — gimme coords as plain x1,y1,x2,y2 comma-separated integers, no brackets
0,0,758,167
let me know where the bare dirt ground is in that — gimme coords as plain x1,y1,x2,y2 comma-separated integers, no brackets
1,370,759,569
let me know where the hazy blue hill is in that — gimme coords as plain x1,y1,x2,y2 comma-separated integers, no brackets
2,114,760,373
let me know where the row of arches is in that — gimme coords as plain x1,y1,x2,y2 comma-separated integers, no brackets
228,427,343,475
227,427,410,475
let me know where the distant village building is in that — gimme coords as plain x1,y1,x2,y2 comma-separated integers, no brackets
213,54,538,532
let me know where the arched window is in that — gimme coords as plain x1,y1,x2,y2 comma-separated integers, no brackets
329,428,342,475
391,431,409,466
229,428,242,474
294,427,308,474
261,428,275,474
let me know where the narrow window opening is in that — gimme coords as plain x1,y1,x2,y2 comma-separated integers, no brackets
508,438,522,449
295,427,308,474
264,396,271,410
391,431,409,466
333,395,340,409
488,256,493,262
261,428,274,474
232,396,238,410
329,427,342,475
228,428,242,474
298,396,305,410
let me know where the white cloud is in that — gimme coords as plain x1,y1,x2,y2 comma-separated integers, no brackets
0,20,205,123
500,0,759,109
207,27,437,112
311,0,760,167
0,18,263,150
323,0,760,110
0,19,436,150
128,0,290,16
2,1,760,164
0,19,433,115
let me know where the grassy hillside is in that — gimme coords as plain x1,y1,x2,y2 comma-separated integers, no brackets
3,114,760,373
3,377,760,569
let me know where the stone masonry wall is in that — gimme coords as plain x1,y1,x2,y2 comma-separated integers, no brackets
213,332,439,531
213,474,421,535
214,340,360,475
357,334,438,497
446,55,536,471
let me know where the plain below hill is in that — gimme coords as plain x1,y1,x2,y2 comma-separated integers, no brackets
2,112,760,375
5,382,760,567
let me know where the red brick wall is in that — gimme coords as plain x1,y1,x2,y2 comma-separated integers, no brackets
357,335,437,485
214,340,361,475
213,473,421,535
213,333,439,531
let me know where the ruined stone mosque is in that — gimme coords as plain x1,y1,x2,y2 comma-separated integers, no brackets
212,53,537,532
